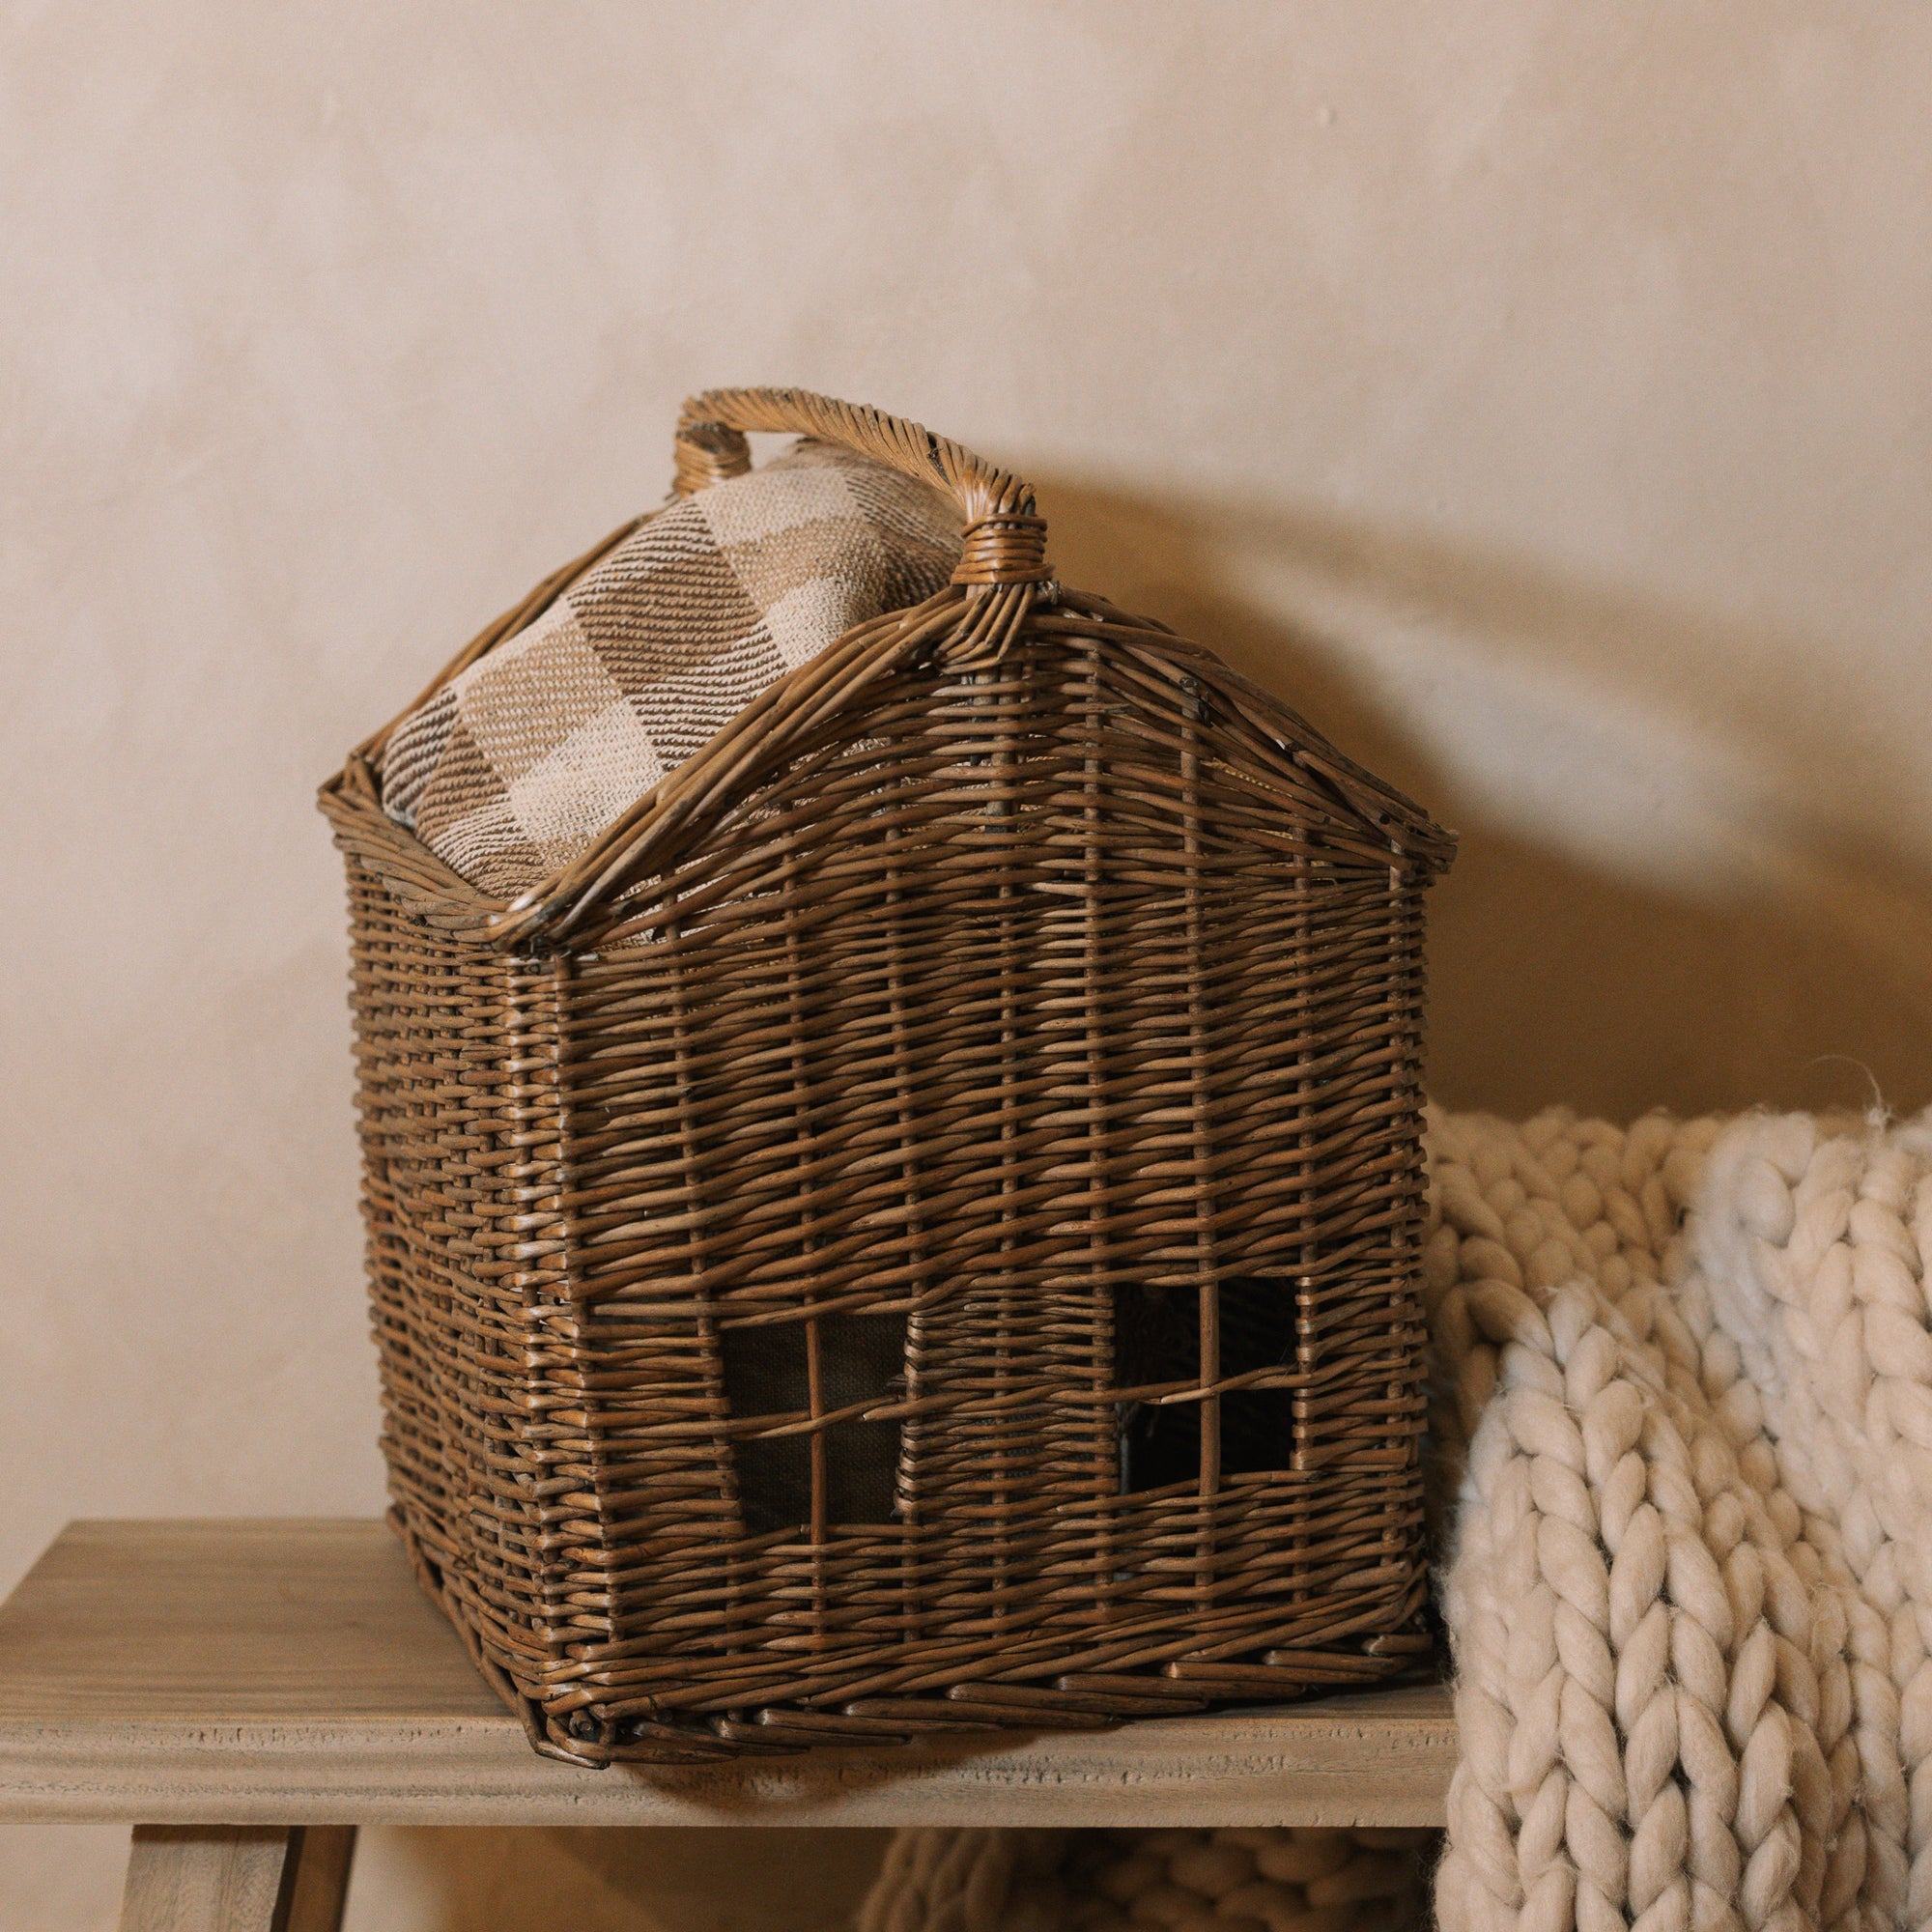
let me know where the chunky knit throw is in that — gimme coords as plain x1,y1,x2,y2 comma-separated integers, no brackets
865,1104,1932,1932
379,440,961,896
857,1825,1435,1932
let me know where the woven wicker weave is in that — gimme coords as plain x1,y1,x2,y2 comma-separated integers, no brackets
319,388,1455,1765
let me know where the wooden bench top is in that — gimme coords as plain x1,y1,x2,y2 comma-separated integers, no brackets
0,1520,1456,1828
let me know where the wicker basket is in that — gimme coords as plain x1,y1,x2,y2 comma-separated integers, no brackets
319,388,1455,1765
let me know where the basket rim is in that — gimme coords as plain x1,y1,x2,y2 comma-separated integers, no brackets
319,431,1454,952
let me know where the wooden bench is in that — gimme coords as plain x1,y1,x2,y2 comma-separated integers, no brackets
0,1520,1456,1929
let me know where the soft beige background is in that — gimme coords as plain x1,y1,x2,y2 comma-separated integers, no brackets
4,2,1928,1925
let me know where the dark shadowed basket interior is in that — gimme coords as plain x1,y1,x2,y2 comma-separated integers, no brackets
318,387,1455,1765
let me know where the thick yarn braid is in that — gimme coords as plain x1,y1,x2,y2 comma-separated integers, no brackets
859,1827,1435,1932
857,1829,1070,1932
1431,1106,1931,1932
859,1107,1932,1932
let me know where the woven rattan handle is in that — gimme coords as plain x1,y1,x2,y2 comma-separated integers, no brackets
672,386,1049,586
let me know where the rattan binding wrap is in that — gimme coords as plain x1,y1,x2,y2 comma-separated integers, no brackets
319,388,1455,1765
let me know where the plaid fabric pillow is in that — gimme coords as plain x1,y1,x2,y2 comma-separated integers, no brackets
380,440,962,897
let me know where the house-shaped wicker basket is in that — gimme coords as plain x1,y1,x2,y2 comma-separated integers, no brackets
319,388,1455,1764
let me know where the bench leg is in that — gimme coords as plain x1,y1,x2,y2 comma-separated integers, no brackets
119,1826,356,1932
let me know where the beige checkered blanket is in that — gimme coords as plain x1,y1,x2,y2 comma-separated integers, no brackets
380,440,962,897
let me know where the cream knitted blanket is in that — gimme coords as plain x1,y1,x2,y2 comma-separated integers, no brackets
864,1104,1932,1932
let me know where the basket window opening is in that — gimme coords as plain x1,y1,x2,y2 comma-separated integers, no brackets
1113,1276,1298,1492
718,1311,905,1535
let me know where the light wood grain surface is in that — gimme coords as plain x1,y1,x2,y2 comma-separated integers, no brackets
0,1520,1455,1828
119,1827,355,1932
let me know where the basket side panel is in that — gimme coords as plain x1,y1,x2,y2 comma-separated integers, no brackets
343,859,580,1731
346,863,452,1553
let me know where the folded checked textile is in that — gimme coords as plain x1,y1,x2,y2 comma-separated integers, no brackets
379,439,962,897
863,1104,1932,1932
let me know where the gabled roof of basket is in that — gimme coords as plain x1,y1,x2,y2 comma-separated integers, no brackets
319,387,1454,949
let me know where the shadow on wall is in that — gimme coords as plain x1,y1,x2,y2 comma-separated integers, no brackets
348,1826,890,1932
1037,477,1932,1124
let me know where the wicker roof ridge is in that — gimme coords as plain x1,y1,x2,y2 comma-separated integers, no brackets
322,585,1450,951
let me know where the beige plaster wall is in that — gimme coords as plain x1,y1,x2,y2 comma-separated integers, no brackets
4,3,1927,1924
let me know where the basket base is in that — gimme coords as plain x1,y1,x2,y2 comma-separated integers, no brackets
385,1510,1432,1769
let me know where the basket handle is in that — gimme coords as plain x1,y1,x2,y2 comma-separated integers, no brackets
671,386,1050,586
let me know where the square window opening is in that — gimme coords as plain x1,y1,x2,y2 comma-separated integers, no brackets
719,1310,905,1535
1113,1274,1300,1492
